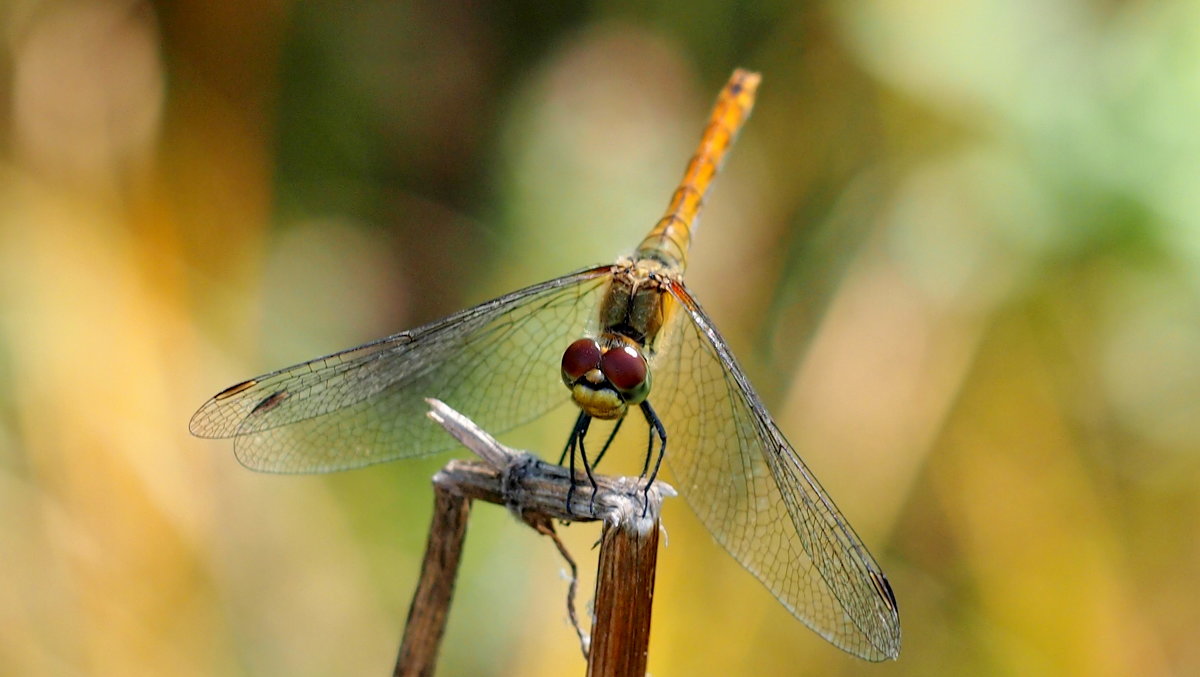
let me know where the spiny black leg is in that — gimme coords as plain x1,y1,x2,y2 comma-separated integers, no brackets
558,410,588,466
563,410,589,513
638,401,668,517
639,401,668,485
557,431,571,466
590,414,625,469
639,416,654,478
575,417,599,515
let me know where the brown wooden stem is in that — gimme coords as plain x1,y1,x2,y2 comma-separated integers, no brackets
393,486,470,677
587,514,661,676
391,400,674,677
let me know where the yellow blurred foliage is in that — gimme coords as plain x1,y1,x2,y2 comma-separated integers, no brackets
2,1,1198,675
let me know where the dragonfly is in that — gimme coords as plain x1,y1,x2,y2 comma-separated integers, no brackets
190,69,901,661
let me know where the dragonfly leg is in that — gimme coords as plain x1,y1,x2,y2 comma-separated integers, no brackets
557,418,577,466
575,417,600,515
563,410,590,514
564,410,597,516
639,417,653,478
638,401,667,517
590,414,625,469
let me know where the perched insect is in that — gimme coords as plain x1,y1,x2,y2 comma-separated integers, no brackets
192,69,901,661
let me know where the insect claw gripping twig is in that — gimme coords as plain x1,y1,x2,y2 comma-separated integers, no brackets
398,400,674,675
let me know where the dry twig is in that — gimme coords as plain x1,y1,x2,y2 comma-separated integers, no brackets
392,399,674,677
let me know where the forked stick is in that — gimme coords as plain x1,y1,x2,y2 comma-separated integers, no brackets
393,399,674,677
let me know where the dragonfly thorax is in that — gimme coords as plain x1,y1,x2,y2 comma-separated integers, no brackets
560,336,651,420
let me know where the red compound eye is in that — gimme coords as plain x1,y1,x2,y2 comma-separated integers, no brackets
561,338,602,382
600,345,647,393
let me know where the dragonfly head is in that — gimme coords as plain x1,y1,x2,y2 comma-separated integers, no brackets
561,337,651,420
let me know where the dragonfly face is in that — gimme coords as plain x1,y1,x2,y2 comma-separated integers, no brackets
560,337,650,420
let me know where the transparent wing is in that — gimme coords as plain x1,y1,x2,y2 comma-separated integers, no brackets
651,279,901,661
189,266,614,473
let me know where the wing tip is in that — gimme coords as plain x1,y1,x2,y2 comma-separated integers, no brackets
188,397,241,439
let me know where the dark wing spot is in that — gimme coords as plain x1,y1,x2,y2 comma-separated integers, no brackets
215,379,258,400
870,570,898,613
250,390,290,416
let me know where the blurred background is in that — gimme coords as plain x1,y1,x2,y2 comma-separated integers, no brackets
2,0,1198,675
